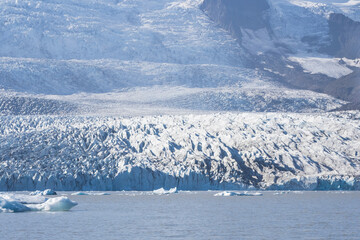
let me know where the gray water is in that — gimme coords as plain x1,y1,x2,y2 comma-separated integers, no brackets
1,191,359,240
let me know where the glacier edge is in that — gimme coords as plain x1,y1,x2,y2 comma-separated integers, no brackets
1,112,359,191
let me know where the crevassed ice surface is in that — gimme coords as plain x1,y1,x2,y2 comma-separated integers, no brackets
1,112,359,191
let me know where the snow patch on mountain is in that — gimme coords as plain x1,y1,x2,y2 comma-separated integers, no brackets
289,56,354,78
343,58,360,67
274,0,360,21
269,0,360,55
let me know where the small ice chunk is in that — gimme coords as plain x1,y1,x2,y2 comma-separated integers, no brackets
30,189,57,196
92,192,111,196
214,191,239,197
214,191,263,197
71,192,89,196
153,187,178,195
273,191,290,195
71,192,110,196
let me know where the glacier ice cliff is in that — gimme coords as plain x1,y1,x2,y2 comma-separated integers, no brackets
1,112,359,191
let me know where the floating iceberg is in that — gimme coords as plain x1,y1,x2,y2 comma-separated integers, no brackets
0,197,31,213
93,192,111,196
214,191,238,197
0,193,46,204
153,187,178,195
71,192,89,196
30,189,57,196
273,191,290,195
71,192,110,196
214,191,263,197
30,197,78,212
0,194,77,213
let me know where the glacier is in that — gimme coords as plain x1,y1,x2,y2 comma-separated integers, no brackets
0,0,359,192
1,112,359,191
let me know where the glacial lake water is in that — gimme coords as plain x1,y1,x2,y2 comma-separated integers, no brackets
1,191,359,240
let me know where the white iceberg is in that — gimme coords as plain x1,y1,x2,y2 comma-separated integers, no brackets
0,197,31,213
153,187,178,195
0,193,46,204
0,194,77,213
214,191,239,197
30,189,57,196
30,197,78,212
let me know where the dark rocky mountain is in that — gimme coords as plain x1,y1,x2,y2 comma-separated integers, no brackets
326,13,360,59
200,0,272,37
201,0,360,108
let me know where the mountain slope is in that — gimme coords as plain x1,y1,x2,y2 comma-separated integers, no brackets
0,0,356,114
201,0,360,108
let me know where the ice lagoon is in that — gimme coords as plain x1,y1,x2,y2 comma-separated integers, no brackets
0,191,359,239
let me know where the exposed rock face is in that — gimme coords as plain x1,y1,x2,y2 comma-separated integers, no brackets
323,14,360,105
200,0,272,40
326,13,360,59
325,69,360,104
